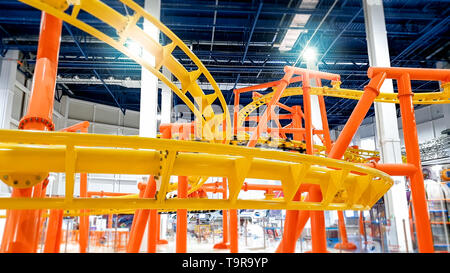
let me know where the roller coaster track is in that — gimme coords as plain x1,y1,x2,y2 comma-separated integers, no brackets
0,129,393,211
1,0,395,212
237,82,450,131
19,0,231,143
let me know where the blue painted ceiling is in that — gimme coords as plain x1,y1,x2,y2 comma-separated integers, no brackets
0,0,449,128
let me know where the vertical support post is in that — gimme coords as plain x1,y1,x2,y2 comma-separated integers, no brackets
213,177,229,249
176,176,188,253
79,173,88,253
147,208,158,253
362,0,413,252
229,209,238,253
43,209,64,253
1,12,62,253
126,176,157,253
309,185,327,253
397,73,434,253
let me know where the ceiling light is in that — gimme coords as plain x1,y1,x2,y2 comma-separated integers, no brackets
302,47,317,62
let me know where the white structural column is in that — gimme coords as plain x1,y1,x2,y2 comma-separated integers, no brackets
363,0,412,252
160,66,172,124
139,0,161,252
0,50,19,129
159,67,171,240
306,59,324,144
139,0,160,138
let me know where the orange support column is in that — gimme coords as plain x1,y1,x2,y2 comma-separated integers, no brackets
147,209,158,253
396,73,434,253
214,177,229,249
126,176,157,253
79,173,89,253
43,209,64,253
327,72,385,250
309,185,327,253
1,12,63,253
229,209,239,253
176,176,188,253
334,211,357,250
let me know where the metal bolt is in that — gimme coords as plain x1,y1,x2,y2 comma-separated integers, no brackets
26,180,30,185
3,175,8,180
13,180,18,185
36,176,41,180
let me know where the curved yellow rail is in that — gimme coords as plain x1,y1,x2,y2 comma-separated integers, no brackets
20,0,231,142
0,129,392,211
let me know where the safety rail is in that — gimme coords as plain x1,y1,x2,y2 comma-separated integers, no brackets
0,129,392,211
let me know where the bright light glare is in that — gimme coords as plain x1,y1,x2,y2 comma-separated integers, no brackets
125,40,143,57
302,47,317,62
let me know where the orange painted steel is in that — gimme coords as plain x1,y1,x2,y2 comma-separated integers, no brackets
229,209,239,253
176,176,188,253
392,69,435,253
334,210,357,250
327,71,385,251
213,177,230,250
147,208,158,253
61,122,90,253
43,209,63,253
0,12,62,253
126,176,157,253
247,67,296,147
78,172,89,253
364,163,418,177
359,211,365,237
17,12,62,132
309,185,328,253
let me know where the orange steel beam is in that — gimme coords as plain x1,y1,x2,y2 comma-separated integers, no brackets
327,71,385,251
245,114,293,121
63,124,90,253
176,176,188,253
392,69,441,253
234,75,303,137
43,209,64,253
87,191,133,197
234,76,303,94
229,209,239,253
282,68,339,253
364,163,418,176
33,179,49,252
1,12,62,253
247,68,295,147
60,121,90,133
213,177,229,250
309,185,327,253
126,176,157,253
147,207,158,253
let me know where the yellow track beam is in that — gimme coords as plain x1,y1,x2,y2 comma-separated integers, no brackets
0,129,392,211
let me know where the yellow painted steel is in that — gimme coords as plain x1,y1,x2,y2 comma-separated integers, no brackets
18,0,232,143
0,129,392,211
4,0,396,214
